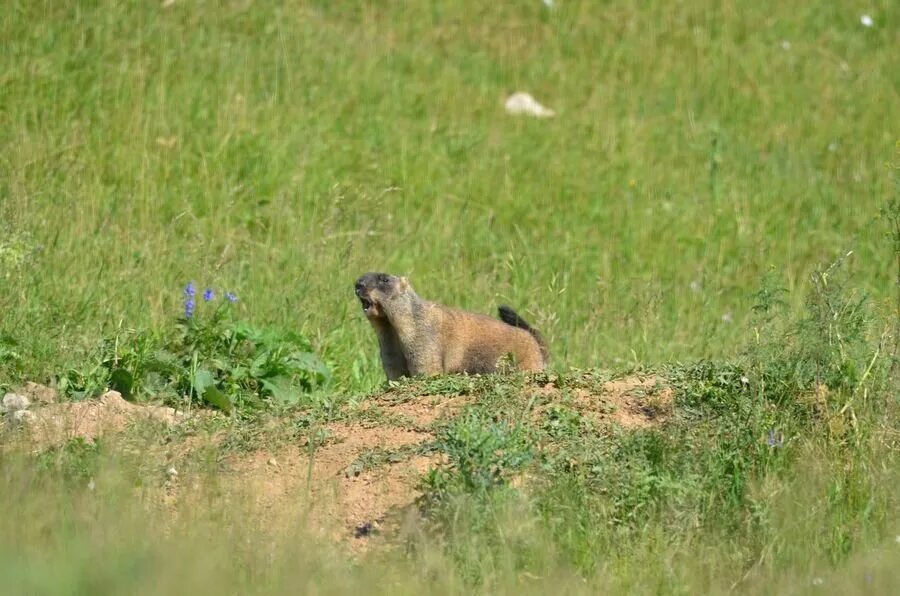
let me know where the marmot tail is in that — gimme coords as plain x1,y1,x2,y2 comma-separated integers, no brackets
497,305,549,364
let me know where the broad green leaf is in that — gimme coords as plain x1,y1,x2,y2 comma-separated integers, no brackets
261,377,301,406
192,368,216,394
202,385,232,414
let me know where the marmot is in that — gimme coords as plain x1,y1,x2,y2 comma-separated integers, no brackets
355,272,548,381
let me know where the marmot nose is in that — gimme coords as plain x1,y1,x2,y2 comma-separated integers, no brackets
354,280,365,296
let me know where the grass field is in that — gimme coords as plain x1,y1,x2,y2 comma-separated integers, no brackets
1,1,898,594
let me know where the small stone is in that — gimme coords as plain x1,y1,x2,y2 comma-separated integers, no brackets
860,14,873,28
99,390,125,406
504,92,556,118
267,457,278,467
2,393,30,413
87,478,96,491
354,521,375,538
812,577,824,586
11,409,34,425
166,466,178,479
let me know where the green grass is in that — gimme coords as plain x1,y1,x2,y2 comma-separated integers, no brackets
1,1,898,594
1,0,896,389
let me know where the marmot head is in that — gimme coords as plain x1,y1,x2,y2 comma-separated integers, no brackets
355,272,412,319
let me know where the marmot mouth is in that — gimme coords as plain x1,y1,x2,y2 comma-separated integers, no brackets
359,297,375,314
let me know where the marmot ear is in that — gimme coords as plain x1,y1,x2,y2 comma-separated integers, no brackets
398,276,410,291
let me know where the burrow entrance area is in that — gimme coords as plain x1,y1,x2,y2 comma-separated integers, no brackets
4,374,672,551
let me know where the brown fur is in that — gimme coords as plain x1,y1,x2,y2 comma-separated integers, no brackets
355,272,547,381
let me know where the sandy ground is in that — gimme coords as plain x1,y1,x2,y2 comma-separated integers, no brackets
3,374,672,551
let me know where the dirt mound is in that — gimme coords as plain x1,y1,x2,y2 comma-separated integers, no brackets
361,392,474,427
16,381,60,405
5,375,673,551
220,396,469,551
16,389,184,450
224,425,439,548
532,374,672,429
216,374,672,550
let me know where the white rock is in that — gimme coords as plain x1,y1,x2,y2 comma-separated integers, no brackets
2,393,30,413
504,92,556,118
860,15,873,27
166,466,178,478
11,409,34,425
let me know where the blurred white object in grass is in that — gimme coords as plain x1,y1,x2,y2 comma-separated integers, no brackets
505,92,556,118
11,410,34,425
860,14,873,27
1,393,30,413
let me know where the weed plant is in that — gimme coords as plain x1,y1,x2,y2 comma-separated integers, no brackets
57,284,331,412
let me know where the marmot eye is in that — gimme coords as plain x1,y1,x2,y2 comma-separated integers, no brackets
378,274,389,283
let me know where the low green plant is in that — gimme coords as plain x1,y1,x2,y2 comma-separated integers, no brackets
0,334,22,373
881,195,900,377
35,437,103,486
59,283,331,413
0,229,31,281
423,408,534,501
410,256,894,582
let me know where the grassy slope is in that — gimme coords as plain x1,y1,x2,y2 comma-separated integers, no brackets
0,362,896,595
1,0,896,389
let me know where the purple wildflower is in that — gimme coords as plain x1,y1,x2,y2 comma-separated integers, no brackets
184,297,196,319
225,292,238,303
203,288,214,302
184,281,196,297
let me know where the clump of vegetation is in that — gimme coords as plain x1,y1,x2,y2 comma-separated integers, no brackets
0,229,32,280
59,283,331,413
410,251,895,585
424,407,534,498
35,437,103,486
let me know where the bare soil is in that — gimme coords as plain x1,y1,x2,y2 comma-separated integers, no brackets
17,389,184,451
3,374,671,551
